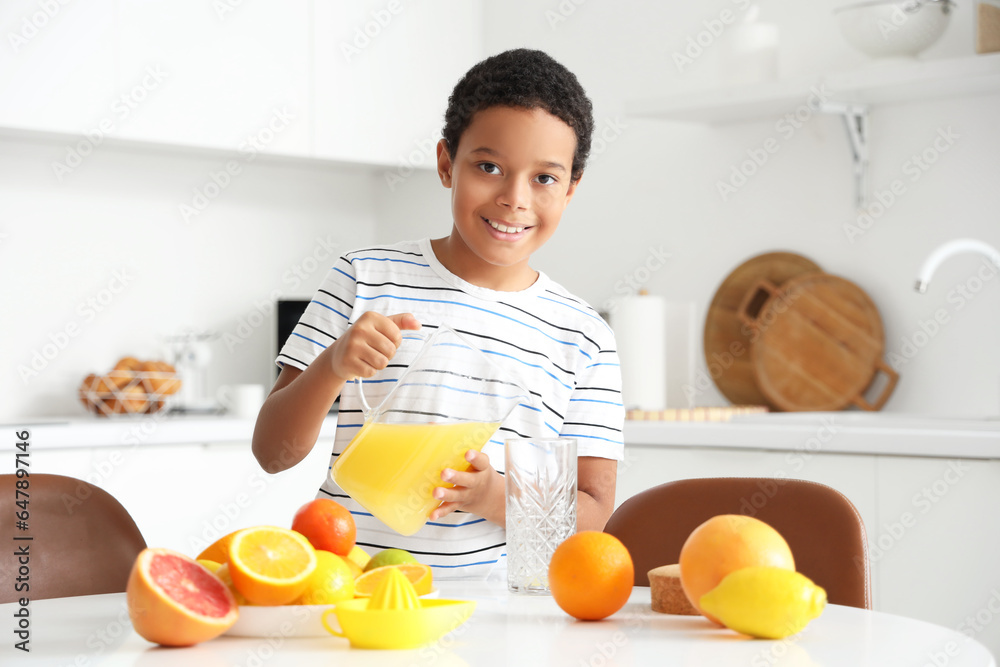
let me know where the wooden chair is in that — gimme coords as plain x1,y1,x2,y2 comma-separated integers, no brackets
0,473,146,603
604,477,871,609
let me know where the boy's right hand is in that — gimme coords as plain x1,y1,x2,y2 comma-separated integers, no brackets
326,311,421,381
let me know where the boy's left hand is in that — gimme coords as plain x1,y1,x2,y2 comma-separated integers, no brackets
429,450,503,523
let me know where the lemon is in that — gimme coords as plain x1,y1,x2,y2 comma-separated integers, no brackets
363,548,417,572
346,545,371,570
196,559,222,574
699,566,827,639
294,550,356,605
215,563,250,606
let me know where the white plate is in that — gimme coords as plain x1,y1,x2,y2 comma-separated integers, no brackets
225,589,440,638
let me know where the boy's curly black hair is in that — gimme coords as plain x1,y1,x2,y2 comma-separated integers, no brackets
442,48,594,183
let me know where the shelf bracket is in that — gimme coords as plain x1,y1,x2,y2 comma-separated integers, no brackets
819,102,870,209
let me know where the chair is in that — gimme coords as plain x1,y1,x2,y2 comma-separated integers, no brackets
0,473,147,603
604,477,871,609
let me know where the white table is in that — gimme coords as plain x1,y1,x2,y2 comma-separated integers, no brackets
1,581,995,666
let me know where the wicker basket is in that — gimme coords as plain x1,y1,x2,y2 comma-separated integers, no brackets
78,360,182,417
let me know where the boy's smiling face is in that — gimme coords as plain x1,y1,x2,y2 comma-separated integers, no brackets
435,105,579,291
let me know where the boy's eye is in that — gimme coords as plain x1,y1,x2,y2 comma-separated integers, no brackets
478,162,501,175
535,174,557,185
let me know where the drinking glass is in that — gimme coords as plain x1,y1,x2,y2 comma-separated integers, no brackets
505,438,578,594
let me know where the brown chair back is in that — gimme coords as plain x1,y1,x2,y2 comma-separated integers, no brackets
0,473,147,603
604,477,871,609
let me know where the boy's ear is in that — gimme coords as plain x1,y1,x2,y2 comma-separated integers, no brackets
564,174,582,207
436,139,453,188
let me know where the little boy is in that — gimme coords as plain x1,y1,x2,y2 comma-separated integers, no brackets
253,48,624,579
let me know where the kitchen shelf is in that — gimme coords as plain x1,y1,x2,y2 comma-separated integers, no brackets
0,124,435,174
626,52,1000,125
626,53,1000,208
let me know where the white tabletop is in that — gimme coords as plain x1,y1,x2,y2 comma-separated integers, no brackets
2,581,995,667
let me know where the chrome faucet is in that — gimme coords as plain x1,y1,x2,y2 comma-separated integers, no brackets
915,238,1000,293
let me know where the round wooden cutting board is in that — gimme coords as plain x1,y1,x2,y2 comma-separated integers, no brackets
703,252,822,406
738,272,899,412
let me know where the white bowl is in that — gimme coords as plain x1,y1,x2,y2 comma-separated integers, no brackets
834,0,955,59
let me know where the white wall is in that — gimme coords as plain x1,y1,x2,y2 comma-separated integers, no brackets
0,135,378,420
469,0,1000,418
3,0,999,421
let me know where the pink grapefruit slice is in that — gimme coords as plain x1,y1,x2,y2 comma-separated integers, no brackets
126,547,238,646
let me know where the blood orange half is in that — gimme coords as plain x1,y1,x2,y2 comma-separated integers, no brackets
126,548,238,646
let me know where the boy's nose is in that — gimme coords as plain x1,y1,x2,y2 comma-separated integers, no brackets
496,179,530,211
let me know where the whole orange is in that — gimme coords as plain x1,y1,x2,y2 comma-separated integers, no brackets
548,531,634,621
291,498,356,556
679,514,795,623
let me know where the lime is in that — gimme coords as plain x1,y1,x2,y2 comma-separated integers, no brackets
363,548,417,572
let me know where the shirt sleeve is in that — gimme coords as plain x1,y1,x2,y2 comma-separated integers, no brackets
560,342,625,461
276,255,358,371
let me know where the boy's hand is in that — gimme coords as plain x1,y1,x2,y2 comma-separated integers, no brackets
429,450,504,524
326,311,421,381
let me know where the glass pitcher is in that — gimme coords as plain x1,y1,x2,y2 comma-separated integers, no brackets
331,325,532,536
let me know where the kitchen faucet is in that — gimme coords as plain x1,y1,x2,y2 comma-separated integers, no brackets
915,238,1000,293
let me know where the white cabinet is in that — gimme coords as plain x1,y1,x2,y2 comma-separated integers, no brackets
616,444,1000,659
1,2,484,166
115,0,311,156
312,0,483,167
32,438,335,557
0,1,116,134
874,456,1000,657
615,443,879,556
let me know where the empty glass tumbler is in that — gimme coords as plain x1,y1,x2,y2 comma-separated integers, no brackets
505,437,578,594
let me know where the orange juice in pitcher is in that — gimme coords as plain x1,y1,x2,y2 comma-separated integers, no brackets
333,421,500,536
331,326,530,536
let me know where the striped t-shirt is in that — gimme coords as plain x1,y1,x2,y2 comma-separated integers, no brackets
276,238,624,579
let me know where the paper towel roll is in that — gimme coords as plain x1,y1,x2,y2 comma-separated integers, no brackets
612,293,666,411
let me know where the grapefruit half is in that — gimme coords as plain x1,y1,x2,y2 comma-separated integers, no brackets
126,548,238,646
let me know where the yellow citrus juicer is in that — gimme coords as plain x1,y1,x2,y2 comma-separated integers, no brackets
322,567,476,650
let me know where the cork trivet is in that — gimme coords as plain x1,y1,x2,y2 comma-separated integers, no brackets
977,3,1000,54
648,564,700,615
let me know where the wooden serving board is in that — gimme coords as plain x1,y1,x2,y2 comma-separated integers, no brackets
703,252,822,407
738,272,899,412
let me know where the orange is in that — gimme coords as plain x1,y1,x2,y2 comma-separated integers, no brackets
126,548,238,646
291,498,356,556
548,531,634,621
679,514,795,623
354,563,433,597
195,529,241,564
228,526,317,605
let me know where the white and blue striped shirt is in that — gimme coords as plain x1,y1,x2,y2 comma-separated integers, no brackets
277,239,624,579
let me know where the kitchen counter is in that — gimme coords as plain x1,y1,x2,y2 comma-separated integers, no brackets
1,413,341,450
626,412,1000,460
5,411,998,459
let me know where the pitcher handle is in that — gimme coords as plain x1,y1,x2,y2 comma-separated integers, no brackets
354,377,372,414
352,330,429,417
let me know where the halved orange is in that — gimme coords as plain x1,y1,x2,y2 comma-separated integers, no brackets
355,563,433,597
126,548,238,646
227,526,317,605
